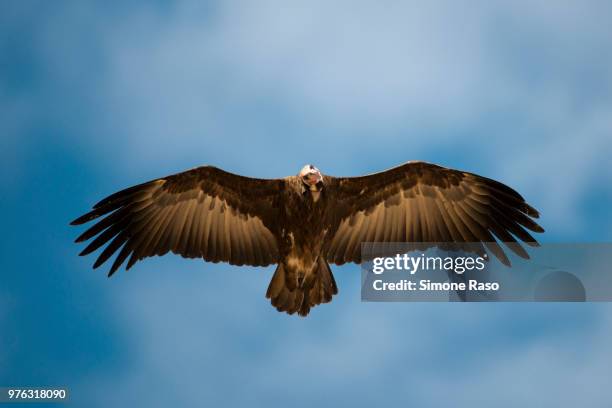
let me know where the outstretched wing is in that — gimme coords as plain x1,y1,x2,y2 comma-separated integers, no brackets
324,161,544,265
71,166,283,275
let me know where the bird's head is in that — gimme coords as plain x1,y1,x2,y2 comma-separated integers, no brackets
299,164,323,191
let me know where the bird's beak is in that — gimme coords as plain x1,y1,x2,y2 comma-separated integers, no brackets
306,173,321,185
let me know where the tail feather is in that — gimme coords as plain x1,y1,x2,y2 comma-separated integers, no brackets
266,259,338,316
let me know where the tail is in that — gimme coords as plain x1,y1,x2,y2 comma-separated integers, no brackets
266,258,338,317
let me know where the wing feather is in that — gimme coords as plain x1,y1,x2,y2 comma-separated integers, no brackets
324,162,544,265
71,166,282,274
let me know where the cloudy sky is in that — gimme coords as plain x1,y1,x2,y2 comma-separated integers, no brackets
2,1,612,406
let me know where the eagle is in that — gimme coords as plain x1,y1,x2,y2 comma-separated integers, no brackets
71,161,544,316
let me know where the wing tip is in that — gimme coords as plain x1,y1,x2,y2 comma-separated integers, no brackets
92,258,104,269
79,247,93,257
70,213,91,226
524,204,540,219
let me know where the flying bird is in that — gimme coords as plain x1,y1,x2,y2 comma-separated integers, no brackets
71,161,544,316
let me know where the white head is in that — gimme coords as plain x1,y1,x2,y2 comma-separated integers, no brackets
299,164,323,189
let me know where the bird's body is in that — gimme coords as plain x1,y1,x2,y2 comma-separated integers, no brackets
270,175,337,315
72,161,544,316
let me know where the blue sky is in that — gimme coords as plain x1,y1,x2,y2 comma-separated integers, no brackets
2,1,612,406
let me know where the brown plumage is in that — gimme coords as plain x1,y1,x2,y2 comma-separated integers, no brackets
71,161,544,316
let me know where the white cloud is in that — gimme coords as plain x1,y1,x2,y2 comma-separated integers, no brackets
411,310,612,407
6,0,607,237
95,0,612,128
75,259,612,407
53,0,608,236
